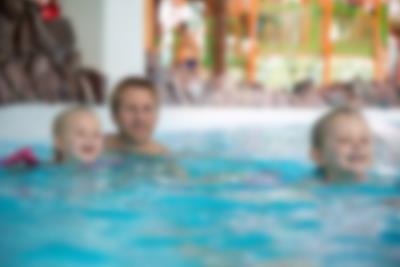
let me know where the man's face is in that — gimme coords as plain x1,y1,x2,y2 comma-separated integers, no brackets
114,87,158,144
315,114,373,179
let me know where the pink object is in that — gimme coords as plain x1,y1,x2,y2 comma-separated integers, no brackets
0,148,40,168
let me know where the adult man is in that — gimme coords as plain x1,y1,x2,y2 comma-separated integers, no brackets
106,77,168,156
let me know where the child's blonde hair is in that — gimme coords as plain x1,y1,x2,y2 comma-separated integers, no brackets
52,106,94,163
311,106,364,151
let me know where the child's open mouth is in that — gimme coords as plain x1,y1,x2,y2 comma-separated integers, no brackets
81,145,96,155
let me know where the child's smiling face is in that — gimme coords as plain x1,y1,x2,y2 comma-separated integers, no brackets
313,113,373,180
56,111,103,164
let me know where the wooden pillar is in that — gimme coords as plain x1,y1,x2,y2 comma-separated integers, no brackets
211,0,227,76
321,0,333,86
246,0,259,83
230,0,244,55
372,0,384,81
154,0,162,45
145,0,155,52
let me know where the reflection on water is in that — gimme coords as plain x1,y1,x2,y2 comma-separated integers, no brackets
0,124,399,267
0,154,399,267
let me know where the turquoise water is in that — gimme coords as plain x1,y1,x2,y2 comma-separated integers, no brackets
0,127,399,267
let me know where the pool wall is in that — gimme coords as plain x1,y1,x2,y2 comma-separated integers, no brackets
0,105,399,143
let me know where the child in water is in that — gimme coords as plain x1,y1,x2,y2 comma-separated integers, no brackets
310,107,373,183
0,106,104,167
52,106,104,165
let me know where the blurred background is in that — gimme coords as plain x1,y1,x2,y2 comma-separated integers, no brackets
150,0,400,107
0,0,145,105
0,0,399,107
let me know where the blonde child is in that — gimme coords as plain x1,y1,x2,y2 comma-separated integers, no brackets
52,106,104,165
311,107,373,182
1,106,103,167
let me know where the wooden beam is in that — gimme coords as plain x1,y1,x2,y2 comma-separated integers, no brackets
145,0,155,52
246,0,259,83
321,0,333,85
212,0,227,76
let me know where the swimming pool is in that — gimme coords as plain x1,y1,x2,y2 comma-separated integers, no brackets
0,107,399,267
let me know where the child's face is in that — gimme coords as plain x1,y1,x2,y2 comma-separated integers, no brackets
315,114,373,179
56,112,103,164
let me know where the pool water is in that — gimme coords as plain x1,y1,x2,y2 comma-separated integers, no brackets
0,126,399,267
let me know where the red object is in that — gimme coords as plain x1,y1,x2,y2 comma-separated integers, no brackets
0,148,40,168
41,2,61,22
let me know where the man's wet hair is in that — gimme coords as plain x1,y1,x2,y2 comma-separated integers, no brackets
111,77,159,114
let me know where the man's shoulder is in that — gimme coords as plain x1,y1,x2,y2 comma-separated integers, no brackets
150,142,169,156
